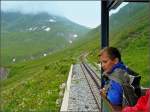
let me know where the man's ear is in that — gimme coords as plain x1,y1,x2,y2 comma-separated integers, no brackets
114,58,119,64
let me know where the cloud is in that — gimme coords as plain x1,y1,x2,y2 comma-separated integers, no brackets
1,1,127,28
1,1,63,15
1,1,101,28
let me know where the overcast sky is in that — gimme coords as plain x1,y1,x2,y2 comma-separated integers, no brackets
1,1,128,28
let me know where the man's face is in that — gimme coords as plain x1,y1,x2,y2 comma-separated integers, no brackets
100,52,118,74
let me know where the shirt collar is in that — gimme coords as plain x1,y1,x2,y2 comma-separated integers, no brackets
108,62,127,74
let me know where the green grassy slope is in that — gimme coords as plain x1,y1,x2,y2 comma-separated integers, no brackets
1,50,76,111
1,31,68,65
1,2,150,111
109,3,150,87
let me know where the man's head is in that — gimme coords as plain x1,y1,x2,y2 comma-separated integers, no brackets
99,47,121,73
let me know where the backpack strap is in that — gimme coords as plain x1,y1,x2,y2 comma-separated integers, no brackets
108,68,130,85
122,83,138,106
126,67,139,76
129,75,141,97
108,68,139,106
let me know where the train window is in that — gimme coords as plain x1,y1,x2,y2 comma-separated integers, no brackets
109,2,150,87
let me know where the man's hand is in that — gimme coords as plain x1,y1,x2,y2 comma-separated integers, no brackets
100,88,107,98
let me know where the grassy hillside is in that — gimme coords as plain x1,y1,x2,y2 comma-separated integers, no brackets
1,31,67,65
109,3,150,87
1,2,150,111
1,50,75,111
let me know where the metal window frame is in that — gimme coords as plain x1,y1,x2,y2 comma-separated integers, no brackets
101,0,150,48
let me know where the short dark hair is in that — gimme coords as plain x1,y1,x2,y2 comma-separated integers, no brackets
99,47,121,62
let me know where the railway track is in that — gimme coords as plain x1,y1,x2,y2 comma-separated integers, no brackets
67,64,101,111
80,62,101,111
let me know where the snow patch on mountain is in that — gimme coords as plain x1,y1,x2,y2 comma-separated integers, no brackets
32,27,38,31
12,58,16,62
43,53,47,57
73,34,78,38
29,27,33,31
41,26,46,29
49,19,56,23
44,27,51,31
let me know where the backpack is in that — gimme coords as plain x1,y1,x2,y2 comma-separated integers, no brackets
122,67,141,106
126,67,141,97
101,66,141,106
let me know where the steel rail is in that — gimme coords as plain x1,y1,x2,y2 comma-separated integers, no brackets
80,63,101,111
82,62,101,90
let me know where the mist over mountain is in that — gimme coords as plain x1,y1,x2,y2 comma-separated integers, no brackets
1,11,89,35
1,11,89,65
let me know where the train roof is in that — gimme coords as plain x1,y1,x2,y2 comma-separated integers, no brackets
108,0,149,10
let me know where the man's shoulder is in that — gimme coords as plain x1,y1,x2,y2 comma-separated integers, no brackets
112,68,127,78
113,68,126,74
109,68,130,84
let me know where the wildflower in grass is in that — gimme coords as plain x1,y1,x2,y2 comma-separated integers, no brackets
47,90,52,95
59,83,66,90
22,98,27,101
59,91,63,97
18,101,25,108
37,99,43,106
56,99,61,105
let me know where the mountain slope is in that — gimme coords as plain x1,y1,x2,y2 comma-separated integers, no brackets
1,12,89,65
1,11,88,33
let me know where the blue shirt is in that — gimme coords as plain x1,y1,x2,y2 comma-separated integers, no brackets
105,62,126,105
107,80,123,105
